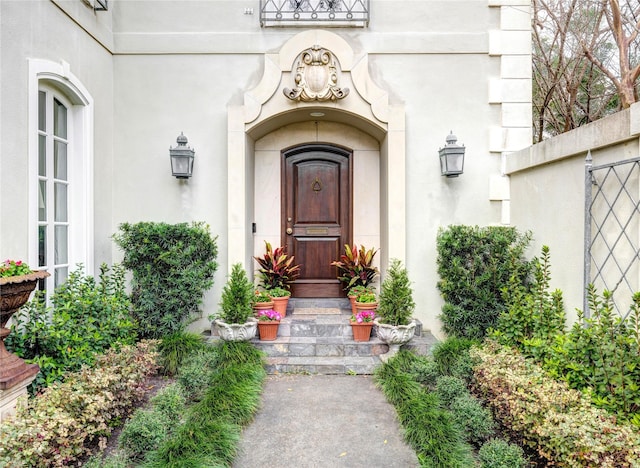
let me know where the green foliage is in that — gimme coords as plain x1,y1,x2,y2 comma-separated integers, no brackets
449,394,495,446
146,341,265,467
118,409,171,462
177,348,220,401
331,244,379,290
157,331,207,376
113,221,218,339
253,241,300,290
267,286,291,297
431,336,478,382
436,225,533,339
151,384,186,426
374,351,474,467
377,258,415,326
6,264,136,393
214,263,255,324
472,342,640,467
355,291,377,303
434,376,467,407
478,439,526,468
0,341,159,467
0,259,32,276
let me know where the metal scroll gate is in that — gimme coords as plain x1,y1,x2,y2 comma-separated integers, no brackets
584,151,640,322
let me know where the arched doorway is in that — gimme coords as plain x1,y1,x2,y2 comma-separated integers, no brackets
282,144,352,297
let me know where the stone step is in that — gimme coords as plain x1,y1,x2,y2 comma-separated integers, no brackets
250,335,389,358
265,355,382,375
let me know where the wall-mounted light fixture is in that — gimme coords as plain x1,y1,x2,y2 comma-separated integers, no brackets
169,132,195,179
438,131,465,177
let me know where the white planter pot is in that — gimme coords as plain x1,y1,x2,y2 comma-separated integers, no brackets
214,317,258,342
374,318,416,362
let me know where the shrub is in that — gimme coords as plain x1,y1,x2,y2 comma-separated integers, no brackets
431,336,478,382
118,409,169,462
214,263,255,324
0,341,159,467
113,221,218,339
472,342,640,467
449,394,495,446
177,348,220,401
436,225,532,339
434,376,467,407
6,264,136,393
150,383,186,426
253,241,300,290
376,258,415,326
478,439,527,468
331,244,379,290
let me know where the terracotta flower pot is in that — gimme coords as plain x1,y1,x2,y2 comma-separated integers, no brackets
355,301,377,314
257,321,280,341
350,320,373,342
270,296,289,317
348,295,357,315
253,301,275,316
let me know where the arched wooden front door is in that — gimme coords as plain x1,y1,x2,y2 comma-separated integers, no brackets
282,144,352,297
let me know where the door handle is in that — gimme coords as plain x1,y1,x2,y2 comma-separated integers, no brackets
286,228,293,235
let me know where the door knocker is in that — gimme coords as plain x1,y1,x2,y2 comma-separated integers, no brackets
312,177,322,193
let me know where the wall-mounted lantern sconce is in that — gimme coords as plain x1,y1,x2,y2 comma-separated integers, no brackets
438,131,465,177
169,132,195,179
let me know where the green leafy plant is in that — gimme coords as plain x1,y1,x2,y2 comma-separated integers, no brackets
156,331,206,376
253,289,272,304
431,337,479,382
331,244,379,290
253,241,300,290
478,439,527,468
267,286,291,297
0,341,159,467
0,259,32,277
449,394,495,446
436,225,533,339
6,264,136,393
113,221,218,339
213,263,255,324
348,284,372,298
376,258,415,326
355,291,376,303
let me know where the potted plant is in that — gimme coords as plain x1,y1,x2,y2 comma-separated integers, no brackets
350,309,376,342
347,285,372,315
253,289,274,314
267,286,291,317
374,258,416,361
0,259,49,389
354,290,378,314
210,263,257,341
331,244,379,292
254,241,300,316
256,308,282,341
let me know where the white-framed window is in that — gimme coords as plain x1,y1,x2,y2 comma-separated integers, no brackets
29,60,94,296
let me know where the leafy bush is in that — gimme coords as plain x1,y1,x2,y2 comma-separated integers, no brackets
6,264,136,392
492,246,640,423
177,348,220,401
331,244,379,290
113,221,218,339
214,263,255,324
376,258,415,326
253,240,300,290
436,225,532,339
150,383,185,426
449,394,495,446
374,351,474,466
478,439,526,468
434,376,467,407
118,409,170,462
0,341,159,467
472,342,640,467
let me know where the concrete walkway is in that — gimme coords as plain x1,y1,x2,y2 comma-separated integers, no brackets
233,374,419,468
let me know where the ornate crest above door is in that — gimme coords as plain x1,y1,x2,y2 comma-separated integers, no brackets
283,45,350,102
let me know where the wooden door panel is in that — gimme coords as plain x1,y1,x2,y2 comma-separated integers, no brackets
282,145,352,298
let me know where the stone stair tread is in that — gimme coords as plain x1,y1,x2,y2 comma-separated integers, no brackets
265,355,381,375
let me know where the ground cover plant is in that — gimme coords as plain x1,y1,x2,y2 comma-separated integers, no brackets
436,225,533,340
113,221,218,339
0,341,159,467
85,338,266,467
6,263,136,392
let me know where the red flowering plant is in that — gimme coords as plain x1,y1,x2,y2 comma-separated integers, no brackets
351,309,376,323
257,309,281,322
0,259,32,278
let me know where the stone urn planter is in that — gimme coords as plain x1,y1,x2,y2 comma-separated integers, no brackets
214,317,258,342
374,318,416,362
0,270,49,390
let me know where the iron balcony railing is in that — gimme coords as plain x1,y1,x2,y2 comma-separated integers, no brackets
260,0,370,27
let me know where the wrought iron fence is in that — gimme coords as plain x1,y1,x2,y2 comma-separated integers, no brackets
584,151,640,322
260,0,370,27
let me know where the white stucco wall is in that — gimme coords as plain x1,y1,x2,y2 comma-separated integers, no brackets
1,0,532,338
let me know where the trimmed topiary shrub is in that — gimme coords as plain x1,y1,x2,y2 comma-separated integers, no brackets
436,225,532,339
113,221,218,339
376,258,415,326
478,439,527,468
449,394,495,446
434,376,468,408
